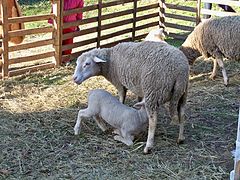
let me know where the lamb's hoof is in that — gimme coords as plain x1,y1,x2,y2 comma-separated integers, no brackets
209,74,216,80
143,146,152,154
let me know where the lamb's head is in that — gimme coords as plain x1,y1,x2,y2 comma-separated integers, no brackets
133,100,148,122
73,49,107,85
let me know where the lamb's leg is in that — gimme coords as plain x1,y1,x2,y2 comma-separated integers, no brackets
114,135,134,146
144,109,157,154
74,109,93,135
93,115,108,132
216,58,228,86
209,58,218,80
113,129,121,135
118,86,127,103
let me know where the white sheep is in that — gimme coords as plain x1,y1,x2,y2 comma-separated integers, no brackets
179,16,240,86
145,28,166,42
74,89,148,146
73,41,189,153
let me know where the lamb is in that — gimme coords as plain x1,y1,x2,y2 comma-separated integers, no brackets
179,16,240,86
74,89,148,146
145,28,166,42
73,41,189,153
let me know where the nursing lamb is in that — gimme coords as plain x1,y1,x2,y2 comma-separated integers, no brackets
74,89,148,146
73,41,189,153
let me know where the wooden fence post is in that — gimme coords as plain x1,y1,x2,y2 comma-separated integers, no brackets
132,0,137,42
97,0,102,48
196,0,201,25
52,0,63,67
1,0,9,78
159,0,165,29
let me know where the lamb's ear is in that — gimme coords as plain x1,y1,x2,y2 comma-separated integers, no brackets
133,101,145,109
93,56,106,63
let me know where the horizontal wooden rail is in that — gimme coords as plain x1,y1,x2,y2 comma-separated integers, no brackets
9,51,55,65
165,22,194,31
67,47,95,60
62,38,97,51
136,12,159,22
101,18,133,30
102,0,136,8
101,37,132,48
101,9,133,21
165,13,196,22
201,0,240,6
8,27,54,37
8,14,54,24
136,3,159,12
9,39,54,52
63,17,98,29
166,3,196,12
100,28,132,40
135,21,159,31
63,0,136,16
135,33,149,41
63,5,98,16
8,62,55,77
62,27,98,40
201,9,238,16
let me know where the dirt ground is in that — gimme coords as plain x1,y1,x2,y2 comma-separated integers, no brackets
0,56,239,179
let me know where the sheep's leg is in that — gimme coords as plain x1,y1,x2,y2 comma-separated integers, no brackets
118,86,127,103
177,123,185,144
74,109,93,135
216,58,228,86
93,115,108,132
144,109,157,154
177,91,187,143
209,58,218,80
114,135,134,146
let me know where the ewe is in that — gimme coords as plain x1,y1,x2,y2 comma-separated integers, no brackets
179,16,240,86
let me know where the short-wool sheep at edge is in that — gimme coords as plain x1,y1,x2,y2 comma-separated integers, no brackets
74,89,148,146
73,41,189,153
179,15,240,86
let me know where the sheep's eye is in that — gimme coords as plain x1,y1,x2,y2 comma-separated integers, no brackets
83,62,91,68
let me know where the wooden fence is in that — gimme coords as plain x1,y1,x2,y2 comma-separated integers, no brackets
197,0,240,20
2,0,229,79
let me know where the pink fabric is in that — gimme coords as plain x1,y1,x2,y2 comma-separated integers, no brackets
48,0,84,31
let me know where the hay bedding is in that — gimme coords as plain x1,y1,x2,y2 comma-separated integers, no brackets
0,58,239,179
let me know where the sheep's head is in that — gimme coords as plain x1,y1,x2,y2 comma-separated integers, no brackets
73,51,106,85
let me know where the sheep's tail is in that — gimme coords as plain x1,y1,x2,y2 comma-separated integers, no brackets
169,79,188,125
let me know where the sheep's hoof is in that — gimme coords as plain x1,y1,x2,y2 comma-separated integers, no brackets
74,127,80,135
143,146,152,154
177,137,185,144
223,79,229,87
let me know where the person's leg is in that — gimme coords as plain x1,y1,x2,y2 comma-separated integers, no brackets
203,3,212,19
218,4,235,12
62,28,74,64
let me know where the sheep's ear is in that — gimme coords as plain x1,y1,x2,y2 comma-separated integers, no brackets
93,56,106,63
